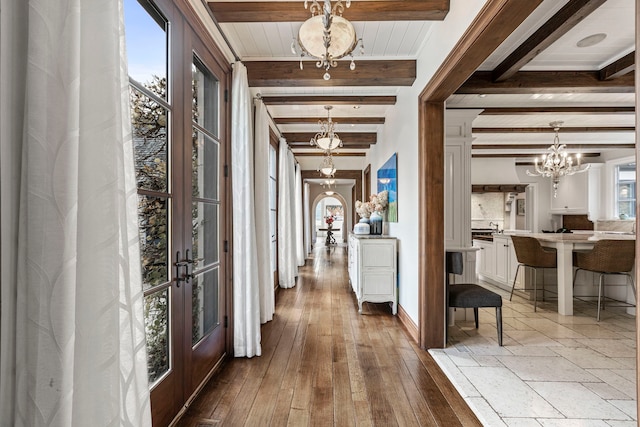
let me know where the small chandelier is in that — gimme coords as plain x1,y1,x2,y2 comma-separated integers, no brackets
318,154,336,178
311,106,342,152
526,121,590,197
291,0,364,80
322,178,336,189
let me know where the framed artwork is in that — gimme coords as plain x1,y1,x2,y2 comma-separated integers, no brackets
516,198,525,215
325,205,343,219
377,153,398,222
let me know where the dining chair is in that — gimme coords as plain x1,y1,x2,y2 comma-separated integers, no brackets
572,239,636,321
446,251,503,346
509,236,557,311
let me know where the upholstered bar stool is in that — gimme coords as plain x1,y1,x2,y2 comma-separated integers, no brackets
446,251,503,346
572,239,636,321
510,236,557,311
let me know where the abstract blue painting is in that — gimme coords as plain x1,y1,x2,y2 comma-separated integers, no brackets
377,153,397,222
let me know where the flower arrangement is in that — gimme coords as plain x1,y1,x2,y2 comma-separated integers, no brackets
325,215,334,226
355,190,389,218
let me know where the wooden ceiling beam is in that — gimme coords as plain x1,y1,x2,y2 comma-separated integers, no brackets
246,60,416,87
473,152,601,159
292,152,367,157
457,71,635,94
473,143,634,150
492,0,607,82
274,117,385,125
599,51,636,81
285,132,377,144
473,107,636,115
473,126,635,133
208,1,450,22
262,95,396,106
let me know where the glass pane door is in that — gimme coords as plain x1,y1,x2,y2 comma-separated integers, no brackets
184,55,226,392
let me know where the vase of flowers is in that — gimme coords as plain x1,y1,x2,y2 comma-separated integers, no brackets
325,215,334,229
355,190,388,235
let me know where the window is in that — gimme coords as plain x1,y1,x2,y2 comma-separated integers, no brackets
616,162,636,219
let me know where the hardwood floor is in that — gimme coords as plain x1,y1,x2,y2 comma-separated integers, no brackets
176,244,480,426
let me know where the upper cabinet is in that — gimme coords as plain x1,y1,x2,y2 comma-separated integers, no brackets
550,165,601,218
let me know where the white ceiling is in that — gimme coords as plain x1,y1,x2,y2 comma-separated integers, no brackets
207,0,636,162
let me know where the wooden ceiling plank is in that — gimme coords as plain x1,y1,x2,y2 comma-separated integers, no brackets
473,126,635,133
274,117,385,124
208,1,450,23
473,143,635,150
457,71,635,94
599,51,636,81
492,0,607,82
246,60,416,87
472,107,636,115
262,95,397,105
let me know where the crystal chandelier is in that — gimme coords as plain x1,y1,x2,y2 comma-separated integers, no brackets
291,0,364,80
318,154,336,178
526,121,590,197
321,178,336,189
311,106,342,152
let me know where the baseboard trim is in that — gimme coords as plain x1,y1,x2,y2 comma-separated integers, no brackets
397,304,419,344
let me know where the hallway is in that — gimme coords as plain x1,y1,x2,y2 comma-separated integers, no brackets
177,244,479,426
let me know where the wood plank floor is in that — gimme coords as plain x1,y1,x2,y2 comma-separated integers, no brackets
176,244,480,426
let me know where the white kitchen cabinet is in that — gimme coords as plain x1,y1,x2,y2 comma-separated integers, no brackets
474,239,495,280
474,236,520,291
493,235,509,283
348,234,397,314
550,165,601,217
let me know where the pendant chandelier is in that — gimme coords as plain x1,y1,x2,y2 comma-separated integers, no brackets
322,178,336,189
291,0,364,80
311,106,343,152
318,154,336,178
526,121,590,198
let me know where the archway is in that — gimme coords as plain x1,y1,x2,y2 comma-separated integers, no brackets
311,192,349,246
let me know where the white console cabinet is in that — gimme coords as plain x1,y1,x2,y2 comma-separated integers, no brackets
348,234,398,314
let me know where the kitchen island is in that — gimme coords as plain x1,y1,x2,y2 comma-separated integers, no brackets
513,232,635,316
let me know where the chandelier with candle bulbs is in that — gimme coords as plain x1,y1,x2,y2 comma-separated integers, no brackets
311,105,343,152
526,121,590,197
318,154,336,178
291,0,364,81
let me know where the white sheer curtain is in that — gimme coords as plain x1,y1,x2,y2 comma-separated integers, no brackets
295,164,305,266
304,182,312,255
231,62,262,357
278,139,298,288
253,99,274,323
0,0,152,425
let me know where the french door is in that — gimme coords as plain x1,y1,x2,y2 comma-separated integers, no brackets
124,0,230,425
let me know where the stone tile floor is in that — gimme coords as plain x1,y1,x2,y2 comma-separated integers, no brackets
430,283,637,426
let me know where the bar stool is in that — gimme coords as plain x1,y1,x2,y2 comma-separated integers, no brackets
509,236,557,311
572,239,636,321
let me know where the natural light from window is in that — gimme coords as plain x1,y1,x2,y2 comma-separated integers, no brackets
616,162,636,219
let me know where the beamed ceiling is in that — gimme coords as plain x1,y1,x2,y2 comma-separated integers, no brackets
205,0,636,166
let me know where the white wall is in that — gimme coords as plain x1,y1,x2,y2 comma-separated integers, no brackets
365,0,488,325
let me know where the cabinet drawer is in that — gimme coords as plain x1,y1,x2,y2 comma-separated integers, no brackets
362,271,395,295
361,244,395,268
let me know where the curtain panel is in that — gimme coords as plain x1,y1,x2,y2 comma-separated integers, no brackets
0,0,151,424
277,140,298,288
231,62,262,358
253,100,275,324
295,164,305,266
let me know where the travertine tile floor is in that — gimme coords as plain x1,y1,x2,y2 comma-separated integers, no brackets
430,283,637,427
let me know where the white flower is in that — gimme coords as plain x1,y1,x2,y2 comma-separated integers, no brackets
356,191,388,218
